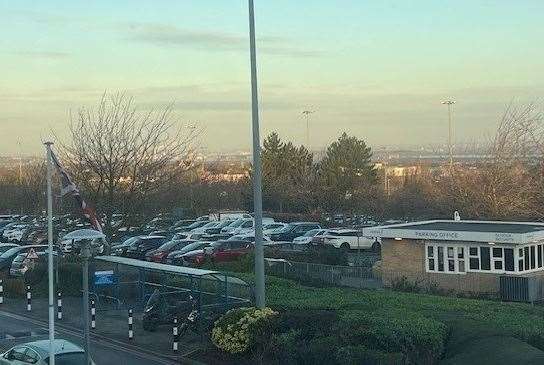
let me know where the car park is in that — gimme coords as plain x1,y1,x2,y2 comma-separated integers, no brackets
293,228,328,245
321,228,381,251
268,222,321,241
0,339,94,364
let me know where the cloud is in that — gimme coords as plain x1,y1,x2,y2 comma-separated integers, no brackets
126,23,321,57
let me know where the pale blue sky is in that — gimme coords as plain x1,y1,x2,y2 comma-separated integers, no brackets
1,1,543,154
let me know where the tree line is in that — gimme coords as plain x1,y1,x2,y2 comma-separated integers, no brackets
2,94,544,235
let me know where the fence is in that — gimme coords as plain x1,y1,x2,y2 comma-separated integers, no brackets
266,260,383,289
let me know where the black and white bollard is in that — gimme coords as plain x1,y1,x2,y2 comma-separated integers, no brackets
57,292,62,320
173,318,179,351
128,309,133,340
91,300,96,329
26,286,31,312
0,279,4,305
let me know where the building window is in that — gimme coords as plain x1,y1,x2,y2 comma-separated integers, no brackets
538,245,543,268
469,247,480,270
519,248,524,272
426,243,465,274
504,248,514,272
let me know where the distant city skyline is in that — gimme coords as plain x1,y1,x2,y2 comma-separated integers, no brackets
1,1,543,155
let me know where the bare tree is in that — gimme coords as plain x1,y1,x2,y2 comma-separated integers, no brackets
57,92,199,234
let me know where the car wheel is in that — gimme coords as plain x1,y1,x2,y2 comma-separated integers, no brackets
371,241,381,252
340,242,350,251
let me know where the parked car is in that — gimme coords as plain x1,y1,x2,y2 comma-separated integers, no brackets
10,251,58,278
111,236,140,256
178,220,209,233
202,220,234,235
2,224,29,242
123,236,168,259
180,247,209,266
166,241,211,265
172,219,197,231
268,222,321,242
145,239,195,263
228,234,272,243
321,229,381,251
220,218,247,235
293,229,328,245
0,339,94,364
205,240,253,264
263,222,287,235
0,245,48,272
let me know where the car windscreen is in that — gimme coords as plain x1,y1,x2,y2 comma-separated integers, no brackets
302,229,319,237
179,241,206,254
277,224,295,233
216,220,233,228
45,352,86,365
0,247,23,259
226,219,245,228
122,237,139,246
186,221,206,229
0,245,16,254
156,240,181,251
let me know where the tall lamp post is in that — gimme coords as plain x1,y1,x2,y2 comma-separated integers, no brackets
62,229,106,365
44,142,55,365
248,0,265,308
441,100,455,167
301,110,315,148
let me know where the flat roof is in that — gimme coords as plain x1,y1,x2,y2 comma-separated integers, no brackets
363,220,544,245
95,255,220,277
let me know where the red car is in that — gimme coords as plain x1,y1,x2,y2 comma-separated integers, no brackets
205,240,253,264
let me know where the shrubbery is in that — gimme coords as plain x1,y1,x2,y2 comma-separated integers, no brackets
211,307,278,355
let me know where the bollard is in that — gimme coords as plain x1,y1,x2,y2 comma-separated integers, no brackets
91,300,96,329
173,318,179,351
57,292,62,320
26,286,31,312
0,279,3,305
128,309,133,340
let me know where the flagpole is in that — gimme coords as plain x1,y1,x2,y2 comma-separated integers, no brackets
45,142,55,365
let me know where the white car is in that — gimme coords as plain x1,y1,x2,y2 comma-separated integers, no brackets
263,223,287,235
293,229,328,245
2,225,27,242
0,339,94,364
322,229,381,251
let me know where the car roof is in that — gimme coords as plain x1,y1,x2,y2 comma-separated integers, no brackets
291,222,320,225
22,339,83,357
328,228,358,233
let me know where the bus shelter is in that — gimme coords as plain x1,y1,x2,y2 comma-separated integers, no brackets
90,255,253,314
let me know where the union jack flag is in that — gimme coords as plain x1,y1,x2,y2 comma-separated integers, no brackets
50,150,103,232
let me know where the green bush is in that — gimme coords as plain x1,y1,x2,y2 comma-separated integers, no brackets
211,307,278,355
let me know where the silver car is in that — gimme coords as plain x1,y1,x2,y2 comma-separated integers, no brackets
0,339,94,364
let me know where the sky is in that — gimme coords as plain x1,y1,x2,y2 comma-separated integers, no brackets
1,0,543,155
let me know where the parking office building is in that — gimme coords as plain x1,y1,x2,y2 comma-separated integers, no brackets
364,220,544,296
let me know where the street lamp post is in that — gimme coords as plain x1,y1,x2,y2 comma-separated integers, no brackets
248,0,265,308
44,142,55,365
441,100,455,167
62,229,105,365
301,110,315,148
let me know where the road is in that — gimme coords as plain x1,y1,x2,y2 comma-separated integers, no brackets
0,311,179,365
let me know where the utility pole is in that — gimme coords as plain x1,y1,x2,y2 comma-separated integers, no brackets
442,100,455,167
248,0,265,308
44,142,55,365
301,110,314,148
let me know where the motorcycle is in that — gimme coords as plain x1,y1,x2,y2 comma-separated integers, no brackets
142,289,196,332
